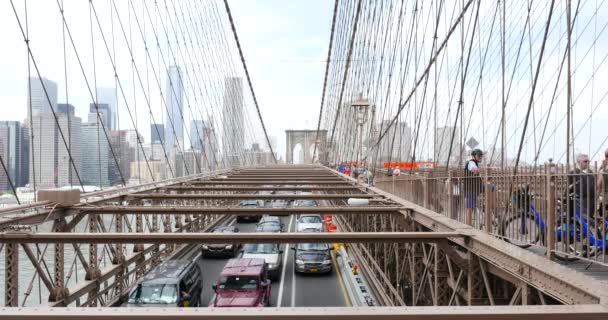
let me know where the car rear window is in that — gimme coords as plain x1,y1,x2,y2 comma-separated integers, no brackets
297,243,329,251
299,216,322,223
244,243,279,254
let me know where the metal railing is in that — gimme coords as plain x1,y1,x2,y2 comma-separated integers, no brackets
375,164,608,266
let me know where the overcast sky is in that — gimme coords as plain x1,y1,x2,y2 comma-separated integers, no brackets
0,0,333,161
1,1,606,164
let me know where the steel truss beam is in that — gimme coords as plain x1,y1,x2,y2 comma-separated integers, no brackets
0,305,606,319
127,193,377,199
77,206,405,214
1,206,404,229
0,232,464,244
163,186,360,191
368,179,608,305
186,181,351,185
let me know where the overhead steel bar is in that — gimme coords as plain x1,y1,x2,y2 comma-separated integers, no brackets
162,186,361,191
208,179,346,183
186,181,351,185
77,206,405,214
0,206,403,228
0,232,464,244
1,305,606,319
218,174,339,178
128,193,377,199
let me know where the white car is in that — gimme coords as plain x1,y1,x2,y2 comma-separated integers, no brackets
296,214,324,232
241,243,283,280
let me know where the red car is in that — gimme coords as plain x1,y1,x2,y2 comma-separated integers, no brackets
210,258,271,307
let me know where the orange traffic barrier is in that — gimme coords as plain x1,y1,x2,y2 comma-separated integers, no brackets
328,223,337,232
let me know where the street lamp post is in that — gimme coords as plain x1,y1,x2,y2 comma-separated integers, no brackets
352,93,370,171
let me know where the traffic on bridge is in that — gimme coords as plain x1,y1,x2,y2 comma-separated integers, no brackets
0,0,607,319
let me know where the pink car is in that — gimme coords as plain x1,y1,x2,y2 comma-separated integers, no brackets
210,258,271,307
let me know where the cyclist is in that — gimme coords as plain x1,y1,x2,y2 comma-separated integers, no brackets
597,149,608,214
464,149,484,225
567,153,597,218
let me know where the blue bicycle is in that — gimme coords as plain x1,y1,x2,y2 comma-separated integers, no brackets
502,185,608,261
502,186,546,248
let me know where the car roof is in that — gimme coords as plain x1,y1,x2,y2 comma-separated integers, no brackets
256,224,280,232
299,213,322,218
221,258,265,276
260,215,280,221
141,260,196,284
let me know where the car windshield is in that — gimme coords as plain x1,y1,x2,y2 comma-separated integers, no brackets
296,200,317,207
218,276,259,290
271,200,287,206
256,225,279,232
299,216,322,224
240,200,259,206
128,284,177,304
259,220,279,226
297,243,329,251
244,243,279,254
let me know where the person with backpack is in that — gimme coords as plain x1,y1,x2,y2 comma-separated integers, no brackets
464,149,484,225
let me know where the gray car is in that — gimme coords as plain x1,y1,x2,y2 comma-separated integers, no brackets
256,215,284,232
293,242,332,274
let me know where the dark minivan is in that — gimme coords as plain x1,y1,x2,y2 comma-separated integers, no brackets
126,260,202,307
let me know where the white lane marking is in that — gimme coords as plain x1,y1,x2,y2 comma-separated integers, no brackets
228,217,237,226
276,214,294,307
290,256,296,307
290,214,297,307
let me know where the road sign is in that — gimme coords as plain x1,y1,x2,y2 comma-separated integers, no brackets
466,137,479,149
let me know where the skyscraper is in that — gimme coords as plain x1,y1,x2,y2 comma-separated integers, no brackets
27,77,58,118
378,120,412,162
89,103,112,130
164,66,184,159
222,77,243,166
434,126,462,167
30,103,82,188
108,130,134,186
96,87,117,130
190,119,206,150
81,122,109,187
151,123,165,145
0,121,26,188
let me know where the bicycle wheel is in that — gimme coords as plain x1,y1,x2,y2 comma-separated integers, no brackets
502,212,541,248
553,222,597,261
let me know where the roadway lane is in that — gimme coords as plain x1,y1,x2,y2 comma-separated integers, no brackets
198,209,348,307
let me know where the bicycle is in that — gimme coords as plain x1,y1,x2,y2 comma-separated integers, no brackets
502,185,608,261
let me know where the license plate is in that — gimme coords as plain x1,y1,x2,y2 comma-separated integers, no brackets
310,268,318,272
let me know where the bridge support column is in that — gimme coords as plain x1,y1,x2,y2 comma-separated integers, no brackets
423,173,431,209
4,243,18,306
86,214,100,306
545,170,556,259
50,219,69,304
113,213,126,296
164,214,174,254
133,201,145,278
467,252,483,306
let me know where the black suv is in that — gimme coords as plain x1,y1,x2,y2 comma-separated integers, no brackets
237,199,264,223
126,260,202,307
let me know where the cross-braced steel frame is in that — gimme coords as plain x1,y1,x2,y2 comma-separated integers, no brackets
0,165,606,319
